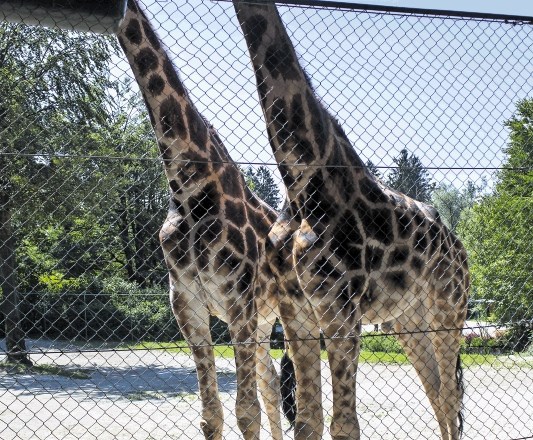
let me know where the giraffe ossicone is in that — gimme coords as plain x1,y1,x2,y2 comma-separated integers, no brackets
235,2,469,440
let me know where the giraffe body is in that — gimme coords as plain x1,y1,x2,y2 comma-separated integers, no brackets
235,2,469,439
116,2,314,439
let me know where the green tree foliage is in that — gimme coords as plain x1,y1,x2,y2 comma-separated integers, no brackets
366,160,382,179
387,149,436,203
0,23,118,359
244,166,282,209
0,23,119,259
458,98,533,349
86,80,168,286
0,23,116,192
14,82,170,339
1,24,170,344
499,99,533,191
432,180,485,232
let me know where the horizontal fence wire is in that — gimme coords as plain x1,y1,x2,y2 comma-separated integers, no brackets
2,150,533,171
0,323,509,354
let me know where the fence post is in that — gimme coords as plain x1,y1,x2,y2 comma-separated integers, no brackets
0,204,32,366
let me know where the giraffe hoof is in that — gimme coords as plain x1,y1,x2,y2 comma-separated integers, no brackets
200,420,221,440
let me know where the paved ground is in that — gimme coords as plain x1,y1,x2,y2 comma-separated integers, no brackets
0,338,531,440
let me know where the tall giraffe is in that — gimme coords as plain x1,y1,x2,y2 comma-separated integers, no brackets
234,2,469,440
116,2,314,439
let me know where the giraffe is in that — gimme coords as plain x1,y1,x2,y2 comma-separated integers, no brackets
116,1,316,439
234,2,469,440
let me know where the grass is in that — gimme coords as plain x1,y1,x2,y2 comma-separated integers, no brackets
1,343,529,389
124,341,237,358
126,342,511,366
0,361,92,379
270,348,410,364
461,353,497,367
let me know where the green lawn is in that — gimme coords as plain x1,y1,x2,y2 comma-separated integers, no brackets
1,346,530,381
125,342,510,366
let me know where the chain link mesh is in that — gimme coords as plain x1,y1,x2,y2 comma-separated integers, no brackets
0,0,532,439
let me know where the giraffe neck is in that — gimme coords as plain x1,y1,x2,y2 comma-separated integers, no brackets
235,1,367,206
117,0,231,198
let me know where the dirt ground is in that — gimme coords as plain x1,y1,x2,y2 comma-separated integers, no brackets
1,338,532,440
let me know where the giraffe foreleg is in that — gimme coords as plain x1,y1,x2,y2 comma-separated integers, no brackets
171,295,224,440
228,308,261,440
292,229,361,439
256,321,283,440
192,344,225,440
322,328,361,440
279,296,324,440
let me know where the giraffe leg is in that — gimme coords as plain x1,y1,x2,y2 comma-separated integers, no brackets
430,322,464,440
228,310,261,440
171,294,224,440
256,321,283,440
424,278,467,440
191,342,225,440
322,325,361,440
279,296,324,440
388,318,449,439
292,229,360,439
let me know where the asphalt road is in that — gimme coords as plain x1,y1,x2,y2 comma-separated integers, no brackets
0,339,531,440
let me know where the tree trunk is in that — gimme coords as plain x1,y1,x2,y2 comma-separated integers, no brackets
117,193,136,281
132,186,147,287
0,201,32,366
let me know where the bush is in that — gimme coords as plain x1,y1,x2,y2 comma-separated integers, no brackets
499,321,533,353
361,332,404,354
11,277,245,345
102,277,178,342
461,334,504,354
18,276,110,340
12,277,180,342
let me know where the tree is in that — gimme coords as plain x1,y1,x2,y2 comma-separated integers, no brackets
366,160,382,180
458,98,533,350
499,98,533,192
432,180,485,232
11,78,170,340
81,80,168,286
244,166,282,209
387,149,436,203
0,22,117,361
110,99,168,286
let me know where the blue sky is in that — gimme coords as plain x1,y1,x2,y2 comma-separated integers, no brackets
357,0,533,16
120,0,533,193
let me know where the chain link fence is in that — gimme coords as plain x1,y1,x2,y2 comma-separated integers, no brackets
1,0,532,439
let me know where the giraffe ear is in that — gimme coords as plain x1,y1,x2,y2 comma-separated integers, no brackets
292,220,319,256
268,219,293,249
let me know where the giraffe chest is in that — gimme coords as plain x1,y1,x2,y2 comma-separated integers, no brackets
195,270,278,327
292,221,430,324
161,210,272,313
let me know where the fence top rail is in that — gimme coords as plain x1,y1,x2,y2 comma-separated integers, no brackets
225,0,533,24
